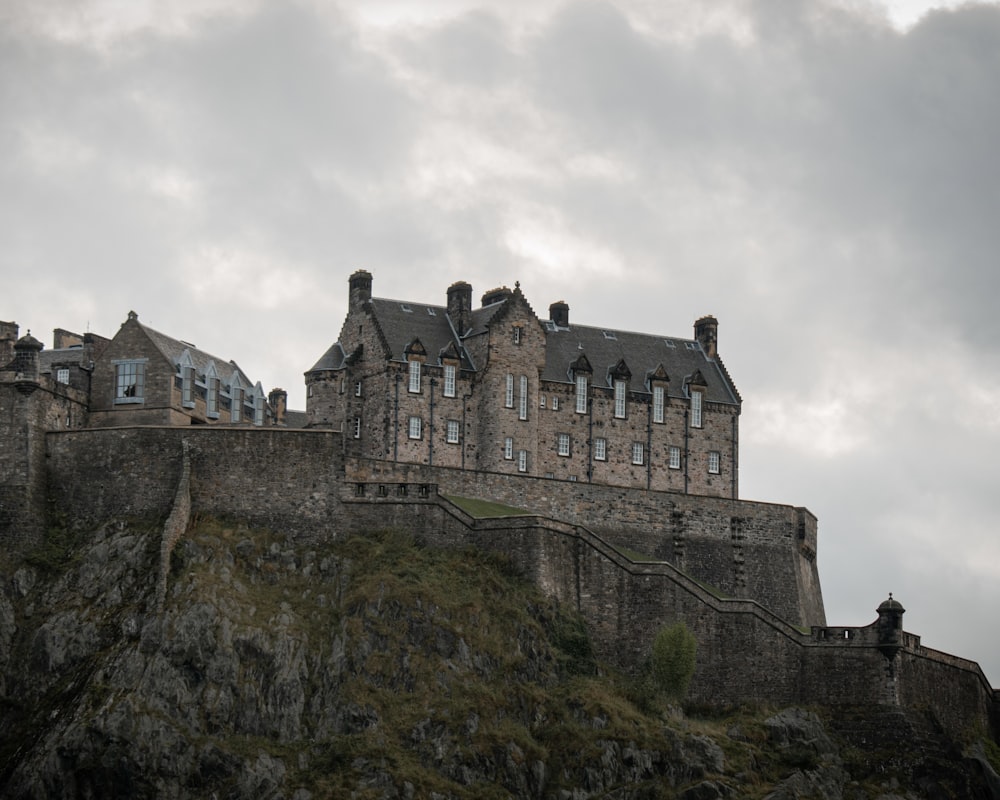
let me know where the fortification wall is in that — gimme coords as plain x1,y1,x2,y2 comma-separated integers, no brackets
345,457,824,627
45,427,344,540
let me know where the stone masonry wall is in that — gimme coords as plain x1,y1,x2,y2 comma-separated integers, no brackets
345,456,824,627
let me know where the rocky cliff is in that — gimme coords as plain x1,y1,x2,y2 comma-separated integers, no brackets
1,518,998,799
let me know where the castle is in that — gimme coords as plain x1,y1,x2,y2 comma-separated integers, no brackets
1,275,997,741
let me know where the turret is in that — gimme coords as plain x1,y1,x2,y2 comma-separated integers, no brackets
694,315,718,358
876,594,905,660
349,270,373,309
447,281,473,336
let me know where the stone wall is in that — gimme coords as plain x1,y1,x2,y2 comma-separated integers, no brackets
345,456,824,627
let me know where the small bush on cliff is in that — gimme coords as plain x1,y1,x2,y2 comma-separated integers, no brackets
650,622,697,703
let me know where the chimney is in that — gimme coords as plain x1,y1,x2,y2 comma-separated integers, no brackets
53,328,84,349
694,316,718,358
268,388,288,426
550,301,569,328
447,281,473,336
349,270,373,309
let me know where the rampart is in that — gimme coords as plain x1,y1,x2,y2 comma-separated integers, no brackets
30,427,1000,740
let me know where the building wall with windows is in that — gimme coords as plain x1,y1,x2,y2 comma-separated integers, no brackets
306,271,742,499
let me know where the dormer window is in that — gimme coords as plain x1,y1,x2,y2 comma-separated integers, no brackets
652,385,665,423
575,374,588,414
207,375,220,417
231,385,242,422
614,379,626,419
114,359,146,404
443,364,456,398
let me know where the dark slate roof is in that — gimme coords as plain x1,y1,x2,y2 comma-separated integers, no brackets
466,300,507,337
282,409,309,428
140,323,254,389
38,347,89,373
307,342,347,373
368,298,475,369
542,322,739,405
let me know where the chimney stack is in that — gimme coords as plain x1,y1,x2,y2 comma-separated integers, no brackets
349,270,373,309
694,316,718,358
550,301,569,328
447,281,473,336
268,388,288,426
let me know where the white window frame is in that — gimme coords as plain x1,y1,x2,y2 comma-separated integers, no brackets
56,368,70,385
557,433,571,457
504,437,513,460
443,364,456,398
614,379,627,419
446,419,460,444
708,450,721,474
355,380,362,397
408,360,421,393
517,449,528,473
652,385,664,424
518,375,528,420
207,376,220,418
691,390,703,428
669,445,681,470
632,442,644,465
552,397,559,411
353,417,362,438
505,374,514,408
231,386,242,422
408,416,422,439
512,326,522,345
539,394,546,408
113,359,147,404
575,375,588,414
594,437,607,461
181,365,196,408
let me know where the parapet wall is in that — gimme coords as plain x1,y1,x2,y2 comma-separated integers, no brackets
345,457,825,627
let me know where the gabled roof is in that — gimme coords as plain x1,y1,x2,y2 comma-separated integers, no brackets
137,321,253,391
542,322,740,404
308,341,348,373
367,297,475,369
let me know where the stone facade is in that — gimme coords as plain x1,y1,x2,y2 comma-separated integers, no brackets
306,272,741,498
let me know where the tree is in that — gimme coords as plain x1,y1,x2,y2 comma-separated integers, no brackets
650,622,697,702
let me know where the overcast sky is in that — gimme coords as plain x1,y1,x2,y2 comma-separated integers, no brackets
4,0,999,683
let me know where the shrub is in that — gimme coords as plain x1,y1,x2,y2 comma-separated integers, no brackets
650,623,697,702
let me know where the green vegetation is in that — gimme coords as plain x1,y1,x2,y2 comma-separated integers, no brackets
443,495,532,518
650,623,698,702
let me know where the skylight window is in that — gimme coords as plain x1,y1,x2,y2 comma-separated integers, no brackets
400,304,413,313
427,308,436,316
603,331,617,340
685,342,699,350
664,339,676,348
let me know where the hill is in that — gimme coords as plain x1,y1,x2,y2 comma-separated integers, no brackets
1,519,998,798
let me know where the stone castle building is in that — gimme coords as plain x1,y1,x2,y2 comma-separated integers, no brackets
2,282,997,740
307,271,740,497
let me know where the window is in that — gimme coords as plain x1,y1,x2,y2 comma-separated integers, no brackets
518,375,528,420
505,374,514,408
690,391,703,428
408,360,421,393
557,433,571,456
504,437,513,460
552,397,559,411
652,385,665,423
443,364,456,398
181,365,195,407
594,437,607,461
632,442,645,465
512,326,522,344
446,419,460,444
614,379,627,419
540,394,546,408
56,368,70,385
569,475,578,482
355,381,362,397
253,391,264,426
669,445,681,470
708,451,721,474
353,417,362,438
408,416,422,439
207,377,220,417
517,450,528,473
114,360,146,403
575,375,588,414
231,386,242,422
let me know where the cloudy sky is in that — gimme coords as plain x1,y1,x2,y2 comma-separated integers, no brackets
4,0,999,681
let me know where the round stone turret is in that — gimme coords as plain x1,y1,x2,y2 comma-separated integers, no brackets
876,593,906,659
349,270,373,308
12,330,43,392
